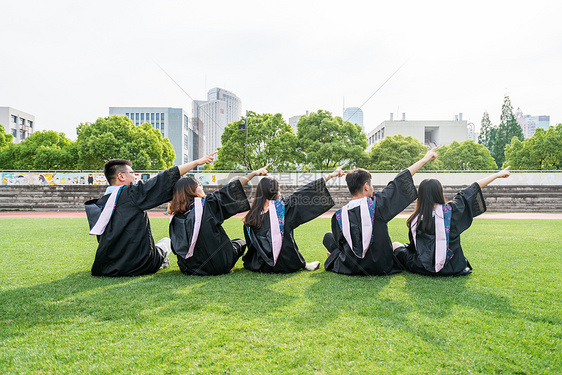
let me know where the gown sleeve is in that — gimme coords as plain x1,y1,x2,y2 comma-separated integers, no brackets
203,179,250,223
128,167,181,211
450,182,486,234
374,169,418,223
283,177,334,229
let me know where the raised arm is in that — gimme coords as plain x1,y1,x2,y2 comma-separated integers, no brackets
477,167,511,188
407,147,439,176
324,162,347,182
177,152,217,176
239,163,271,187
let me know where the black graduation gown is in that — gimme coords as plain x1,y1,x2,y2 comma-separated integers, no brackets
243,178,334,273
395,182,486,276
169,180,250,276
91,167,181,277
324,169,417,276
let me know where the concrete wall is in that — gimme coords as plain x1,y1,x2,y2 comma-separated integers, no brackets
2,183,561,213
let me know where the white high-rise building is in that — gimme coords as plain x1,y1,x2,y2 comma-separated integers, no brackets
194,88,241,154
343,107,364,130
109,107,203,166
0,107,35,143
515,107,550,139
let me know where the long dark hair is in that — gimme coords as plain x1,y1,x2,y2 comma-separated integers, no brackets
169,177,204,215
244,177,279,228
407,179,446,233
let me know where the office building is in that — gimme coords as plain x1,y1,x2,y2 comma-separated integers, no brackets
0,107,35,143
109,107,203,166
343,107,364,130
515,108,550,139
367,113,468,150
193,88,241,154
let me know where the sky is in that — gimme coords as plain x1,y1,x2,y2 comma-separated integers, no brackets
1,0,561,140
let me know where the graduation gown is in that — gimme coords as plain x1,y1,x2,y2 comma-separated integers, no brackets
90,167,181,277
324,169,417,276
243,178,334,273
169,180,250,276
395,182,486,276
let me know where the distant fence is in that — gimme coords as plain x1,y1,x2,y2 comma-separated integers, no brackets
2,170,562,187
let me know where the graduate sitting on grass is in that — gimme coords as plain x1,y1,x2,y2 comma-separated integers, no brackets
323,148,438,276
87,152,216,277
393,167,511,276
242,165,346,273
168,162,270,276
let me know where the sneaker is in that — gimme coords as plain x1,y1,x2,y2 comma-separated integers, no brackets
305,261,320,271
159,257,170,270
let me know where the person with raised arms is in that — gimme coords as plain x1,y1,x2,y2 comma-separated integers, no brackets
87,152,217,277
393,167,511,276
323,148,438,276
242,164,346,273
168,163,270,276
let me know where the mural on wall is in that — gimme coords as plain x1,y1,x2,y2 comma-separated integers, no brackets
2,171,343,186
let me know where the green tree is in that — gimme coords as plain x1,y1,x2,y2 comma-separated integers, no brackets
0,124,13,149
0,130,77,170
214,112,301,170
438,140,497,170
491,95,524,167
505,124,562,170
368,134,432,170
297,110,368,170
76,115,175,170
478,111,495,150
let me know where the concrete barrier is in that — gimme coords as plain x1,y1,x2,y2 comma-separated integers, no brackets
1,183,561,212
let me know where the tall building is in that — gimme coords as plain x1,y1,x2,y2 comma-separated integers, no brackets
0,107,35,143
367,113,468,150
343,107,364,130
109,107,203,166
515,107,550,138
193,88,241,154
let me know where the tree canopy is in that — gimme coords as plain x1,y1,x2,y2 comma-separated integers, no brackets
0,130,76,170
75,115,175,170
438,140,497,170
368,134,431,170
0,124,13,149
504,124,562,170
213,112,301,170
297,110,368,170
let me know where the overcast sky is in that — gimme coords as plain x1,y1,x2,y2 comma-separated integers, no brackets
1,0,561,140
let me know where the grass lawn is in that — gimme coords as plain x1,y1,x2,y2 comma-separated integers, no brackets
0,216,561,374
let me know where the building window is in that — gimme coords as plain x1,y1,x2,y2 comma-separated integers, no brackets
11,129,17,137
156,113,159,120
11,115,17,123
126,113,129,117
135,113,139,120
161,124,165,131
141,113,144,121
146,113,149,121
161,113,165,121
156,123,159,129
28,121,33,128
151,113,154,121
21,118,26,125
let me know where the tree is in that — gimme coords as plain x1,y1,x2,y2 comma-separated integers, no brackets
478,111,494,150
0,124,13,149
368,134,432,170
505,124,562,170
213,112,301,170
0,130,77,170
438,140,497,170
297,110,368,170
76,115,175,170
491,95,524,167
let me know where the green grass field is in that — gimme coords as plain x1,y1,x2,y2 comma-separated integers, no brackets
1,217,561,374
